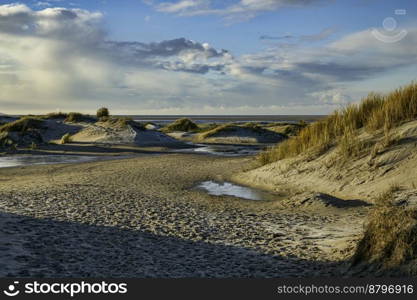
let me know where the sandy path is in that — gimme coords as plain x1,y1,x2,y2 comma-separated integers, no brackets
0,154,366,277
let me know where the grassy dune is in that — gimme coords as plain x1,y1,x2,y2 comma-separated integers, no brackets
259,82,417,165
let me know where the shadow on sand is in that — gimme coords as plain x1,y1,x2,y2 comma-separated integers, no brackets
0,211,341,278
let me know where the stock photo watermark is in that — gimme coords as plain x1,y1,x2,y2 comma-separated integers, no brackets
371,9,408,43
2,281,128,298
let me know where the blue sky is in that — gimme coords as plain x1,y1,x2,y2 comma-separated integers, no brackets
1,0,417,114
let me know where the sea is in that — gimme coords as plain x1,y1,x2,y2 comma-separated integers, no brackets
124,115,325,125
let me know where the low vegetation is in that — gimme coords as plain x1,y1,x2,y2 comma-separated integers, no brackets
162,118,199,132
352,189,417,275
0,117,44,148
198,123,237,139
259,82,417,165
43,112,68,119
0,132,15,148
65,112,83,123
60,133,72,144
197,123,286,143
41,111,95,123
66,112,96,123
263,121,307,137
98,116,145,130
0,116,44,133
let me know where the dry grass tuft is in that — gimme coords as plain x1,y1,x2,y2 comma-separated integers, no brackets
351,184,417,275
374,184,401,206
60,133,72,144
352,205,417,275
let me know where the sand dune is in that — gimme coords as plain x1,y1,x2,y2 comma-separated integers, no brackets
68,121,185,147
234,120,417,204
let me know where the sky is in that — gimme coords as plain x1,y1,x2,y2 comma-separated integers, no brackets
0,0,417,115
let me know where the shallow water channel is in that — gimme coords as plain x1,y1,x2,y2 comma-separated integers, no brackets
174,144,264,156
0,155,127,168
197,180,281,201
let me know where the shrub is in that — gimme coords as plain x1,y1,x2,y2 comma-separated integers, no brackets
96,107,110,118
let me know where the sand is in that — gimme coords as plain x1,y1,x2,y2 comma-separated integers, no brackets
0,153,367,277
70,122,186,147
234,120,417,203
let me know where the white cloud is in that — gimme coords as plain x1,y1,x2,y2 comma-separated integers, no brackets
147,0,327,21
0,4,234,113
1,3,417,115
36,2,52,7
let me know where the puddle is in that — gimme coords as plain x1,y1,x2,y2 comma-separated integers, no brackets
175,144,263,157
197,180,281,201
0,155,130,168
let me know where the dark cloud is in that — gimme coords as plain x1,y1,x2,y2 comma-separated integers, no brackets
296,61,399,81
259,34,293,40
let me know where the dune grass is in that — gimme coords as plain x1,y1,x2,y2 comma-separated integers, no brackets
0,116,44,133
98,116,145,130
198,123,237,139
60,133,72,144
65,112,96,123
259,82,417,165
161,118,199,132
43,112,68,119
352,191,417,275
265,122,306,137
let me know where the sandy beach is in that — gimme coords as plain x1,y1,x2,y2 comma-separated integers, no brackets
0,152,367,277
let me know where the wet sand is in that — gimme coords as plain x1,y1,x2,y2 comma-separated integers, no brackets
0,153,366,277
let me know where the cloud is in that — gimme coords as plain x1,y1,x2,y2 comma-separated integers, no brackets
36,2,52,7
1,3,417,115
309,89,351,105
147,0,329,21
260,27,336,43
0,4,234,113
